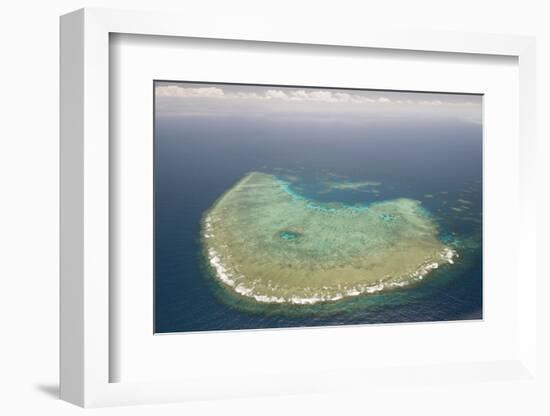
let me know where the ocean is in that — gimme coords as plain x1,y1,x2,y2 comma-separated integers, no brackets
154,115,483,333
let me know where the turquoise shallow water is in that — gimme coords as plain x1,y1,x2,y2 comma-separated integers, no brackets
154,117,482,333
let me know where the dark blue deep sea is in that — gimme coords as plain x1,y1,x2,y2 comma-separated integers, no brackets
154,116,483,333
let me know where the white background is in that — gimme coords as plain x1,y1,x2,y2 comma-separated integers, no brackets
0,1,548,415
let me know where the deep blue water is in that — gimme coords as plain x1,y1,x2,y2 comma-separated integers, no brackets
154,116,483,333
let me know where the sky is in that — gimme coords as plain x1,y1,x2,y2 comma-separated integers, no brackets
155,81,482,125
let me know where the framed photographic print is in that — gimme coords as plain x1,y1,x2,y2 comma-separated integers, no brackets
60,8,539,408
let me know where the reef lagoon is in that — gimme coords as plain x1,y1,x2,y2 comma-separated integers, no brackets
203,172,456,305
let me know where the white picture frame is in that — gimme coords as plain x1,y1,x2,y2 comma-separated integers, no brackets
60,7,538,407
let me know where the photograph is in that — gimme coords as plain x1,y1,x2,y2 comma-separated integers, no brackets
3,1,545,413
154,81,483,333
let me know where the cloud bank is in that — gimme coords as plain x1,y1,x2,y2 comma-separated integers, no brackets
155,82,482,124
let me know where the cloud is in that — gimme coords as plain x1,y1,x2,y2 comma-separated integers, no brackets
156,85,225,98
155,84,482,124
156,85,396,104
265,89,288,100
419,99,443,105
